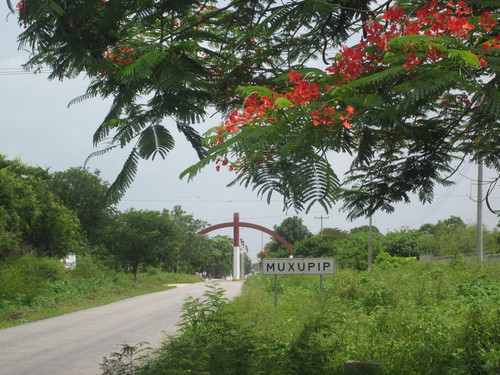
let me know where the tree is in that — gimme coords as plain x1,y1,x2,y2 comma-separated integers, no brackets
383,229,422,257
184,1,499,218
416,216,500,256
294,227,348,258
321,227,349,241
335,231,384,270
294,235,335,258
350,225,380,235
206,235,233,278
8,0,371,202
418,215,466,234
0,155,82,259
49,167,116,245
166,205,209,272
9,1,499,218
107,209,176,282
266,216,312,257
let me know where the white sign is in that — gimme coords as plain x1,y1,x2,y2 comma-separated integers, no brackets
262,258,335,275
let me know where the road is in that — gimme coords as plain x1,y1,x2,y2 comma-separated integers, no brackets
0,280,243,375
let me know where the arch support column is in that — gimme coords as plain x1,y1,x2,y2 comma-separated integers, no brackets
233,213,240,280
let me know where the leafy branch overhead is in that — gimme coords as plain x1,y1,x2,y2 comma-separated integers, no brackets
185,0,500,217
9,0,500,216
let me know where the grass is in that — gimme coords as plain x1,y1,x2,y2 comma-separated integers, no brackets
0,256,202,329
0,281,172,329
108,260,500,375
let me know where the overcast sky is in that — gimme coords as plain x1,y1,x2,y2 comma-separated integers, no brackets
1,8,498,261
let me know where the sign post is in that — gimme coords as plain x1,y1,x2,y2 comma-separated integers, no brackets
262,258,335,307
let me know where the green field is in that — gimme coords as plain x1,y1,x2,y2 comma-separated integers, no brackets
0,254,201,329
102,261,500,375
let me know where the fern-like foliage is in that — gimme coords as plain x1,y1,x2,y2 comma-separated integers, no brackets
232,153,341,213
137,125,175,160
106,148,139,204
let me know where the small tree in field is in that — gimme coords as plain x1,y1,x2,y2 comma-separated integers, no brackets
266,216,312,257
108,209,176,282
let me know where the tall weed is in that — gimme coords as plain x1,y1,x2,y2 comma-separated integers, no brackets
97,262,500,375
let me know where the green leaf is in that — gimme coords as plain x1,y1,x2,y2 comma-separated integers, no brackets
274,96,293,108
446,49,480,67
348,94,385,108
137,125,175,160
106,148,140,204
348,66,406,88
116,50,167,83
387,34,449,49
236,86,273,99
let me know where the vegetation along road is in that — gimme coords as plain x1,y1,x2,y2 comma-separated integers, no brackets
0,280,242,375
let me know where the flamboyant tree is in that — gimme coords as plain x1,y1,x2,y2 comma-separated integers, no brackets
8,0,372,200
7,0,499,218
183,0,500,218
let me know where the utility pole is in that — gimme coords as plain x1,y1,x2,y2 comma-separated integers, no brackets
368,215,373,270
315,215,329,234
476,160,483,262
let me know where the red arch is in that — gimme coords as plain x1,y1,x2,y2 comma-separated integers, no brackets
198,221,294,254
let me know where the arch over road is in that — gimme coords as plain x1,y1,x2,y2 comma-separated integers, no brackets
198,222,294,253
197,213,294,280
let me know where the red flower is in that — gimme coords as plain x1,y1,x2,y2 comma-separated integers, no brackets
382,6,404,21
311,105,335,126
479,11,497,32
288,70,303,83
402,52,422,69
285,79,320,106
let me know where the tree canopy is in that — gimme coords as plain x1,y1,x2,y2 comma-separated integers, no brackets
8,0,500,218
0,155,82,259
49,167,116,244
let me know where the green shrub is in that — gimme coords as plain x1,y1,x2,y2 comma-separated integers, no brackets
109,262,500,375
0,254,67,304
374,251,418,269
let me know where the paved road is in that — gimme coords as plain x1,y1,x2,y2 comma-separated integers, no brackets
0,280,243,375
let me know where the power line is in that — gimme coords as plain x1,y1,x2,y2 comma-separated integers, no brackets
401,161,473,226
0,67,52,76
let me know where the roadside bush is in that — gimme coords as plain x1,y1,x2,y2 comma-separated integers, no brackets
0,254,67,305
102,283,256,375
374,251,418,269
109,262,500,375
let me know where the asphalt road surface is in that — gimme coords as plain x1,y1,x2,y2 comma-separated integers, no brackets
0,280,243,375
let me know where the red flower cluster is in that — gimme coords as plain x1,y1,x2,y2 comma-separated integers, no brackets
480,11,497,32
105,46,135,64
212,92,276,145
215,157,239,172
311,104,336,126
311,104,355,128
213,1,496,173
327,1,497,82
16,0,28,27
285,70,320,106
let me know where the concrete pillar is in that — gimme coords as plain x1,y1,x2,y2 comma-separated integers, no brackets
233,246,240,280
240,252,245,279
233,213,240,280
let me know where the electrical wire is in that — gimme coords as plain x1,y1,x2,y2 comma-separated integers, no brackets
0,67,52,75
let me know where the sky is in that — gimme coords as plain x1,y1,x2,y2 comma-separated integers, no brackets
1,7,498,262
